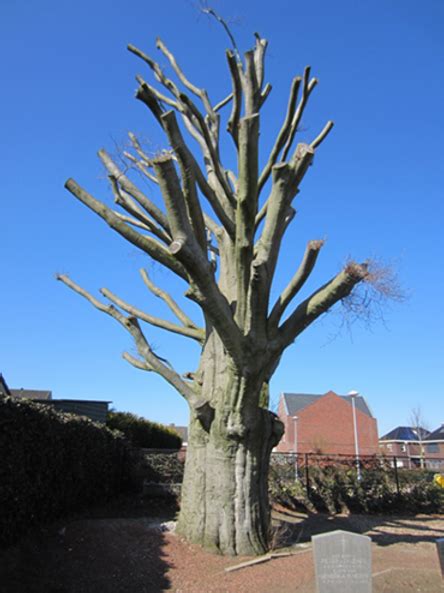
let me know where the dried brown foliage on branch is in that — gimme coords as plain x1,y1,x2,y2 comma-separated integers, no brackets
341,259,404,329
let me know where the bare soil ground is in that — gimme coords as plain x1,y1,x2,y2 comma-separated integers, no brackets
1,496,443,593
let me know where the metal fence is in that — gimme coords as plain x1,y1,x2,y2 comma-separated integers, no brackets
270,451,444,497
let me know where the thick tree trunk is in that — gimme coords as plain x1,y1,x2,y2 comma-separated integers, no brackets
177,409,281,555
176,334,283,555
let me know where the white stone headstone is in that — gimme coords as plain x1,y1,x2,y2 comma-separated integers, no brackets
437,538,444,577
312,530,372,593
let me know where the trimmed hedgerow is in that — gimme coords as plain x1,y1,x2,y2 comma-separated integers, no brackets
269,460,444,515
106,411,182,449
0,395,134,547
140,451,185,484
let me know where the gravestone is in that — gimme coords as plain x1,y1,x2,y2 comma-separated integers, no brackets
437,538,444,577
312,530,372,593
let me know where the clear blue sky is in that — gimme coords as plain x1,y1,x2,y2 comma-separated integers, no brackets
1,0,443,437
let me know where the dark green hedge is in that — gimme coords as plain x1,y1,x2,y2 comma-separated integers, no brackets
106,411,182,449
0,396,132,547
140,451,185,484
269,461,444,515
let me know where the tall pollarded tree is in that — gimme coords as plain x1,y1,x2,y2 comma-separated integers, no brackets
58,31,372,555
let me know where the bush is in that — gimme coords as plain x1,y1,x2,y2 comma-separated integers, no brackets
400,480,444,513
305,466,398,514
106,411,182,449
0,395,135,547
398,468,436,486
140,451,185,484
269,457,444,515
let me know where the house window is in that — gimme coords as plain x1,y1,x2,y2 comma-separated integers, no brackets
386,444,393,452
400,444,407,452
426,443,439,454
426,460,443,470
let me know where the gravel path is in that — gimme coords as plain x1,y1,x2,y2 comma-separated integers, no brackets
1,503,443,593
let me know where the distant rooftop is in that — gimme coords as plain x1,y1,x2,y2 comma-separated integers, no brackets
10,388,52,401
1,373,111,424
1,372,53,401
424,424,444,442
379,426,430,441
283,391,373,418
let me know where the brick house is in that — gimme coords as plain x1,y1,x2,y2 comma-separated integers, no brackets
423,424,444,469
379,424,444,469
275,390,379,456
378,426,430,467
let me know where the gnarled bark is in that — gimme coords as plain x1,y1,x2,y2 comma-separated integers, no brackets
177,332,283,555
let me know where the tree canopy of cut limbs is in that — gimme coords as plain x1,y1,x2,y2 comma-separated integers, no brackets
58,28,385,556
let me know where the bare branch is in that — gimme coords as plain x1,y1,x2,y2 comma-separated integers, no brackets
256,143,314,228
122,352,150,371
253,33,268,90
65,178,187,280
137,77,231,220
98,149,170,232
202,7,242,62
227,169,238,193
133,89,234,235
278,262,369,350
123,150,159,185
248,163,295,334
140,268,200,329
152,155,199,252
235,114,259,325
109,175,171,243
56,274,205,407
288,143,315,192
339,259,405,329
281,69,318,162
255,163,295,272
214,92,233,112
203,213,220,236
133,44,221,171
100,287,204,342
127,132,155,166
178,92,234,204
125,133,160,185
113,212,151,231
226,50,242,147
160,111,209,249
130,43,235,209
131,44,216,153
134,76,172,124
135,73,178,107
310,120,334,150
258,76,301,194
178,113,234,218
269,239,324,328
242,50,260,116
128,44,182,99
151,155,244,361
259,82,272,106
156,37,215,120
